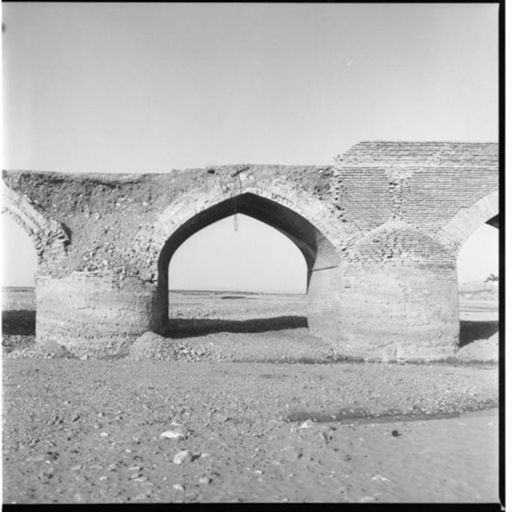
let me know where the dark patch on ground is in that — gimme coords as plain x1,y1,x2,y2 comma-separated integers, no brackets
285,399,499,425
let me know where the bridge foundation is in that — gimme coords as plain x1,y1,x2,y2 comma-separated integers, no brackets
333,261,459,361
308,227,460,360
36,273,154,358
35,260,459,361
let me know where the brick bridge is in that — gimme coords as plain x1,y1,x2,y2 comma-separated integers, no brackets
2,142,499,360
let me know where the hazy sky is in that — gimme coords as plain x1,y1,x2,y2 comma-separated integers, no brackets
2,3,499,290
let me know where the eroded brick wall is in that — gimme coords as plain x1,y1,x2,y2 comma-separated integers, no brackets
2,141,499,360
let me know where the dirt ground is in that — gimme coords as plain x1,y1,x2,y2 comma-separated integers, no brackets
2,288,501,503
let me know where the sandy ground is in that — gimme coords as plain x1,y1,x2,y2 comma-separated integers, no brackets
2,288,501,504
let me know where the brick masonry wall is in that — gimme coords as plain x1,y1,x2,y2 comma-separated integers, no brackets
2,142,498,279
2,141,499,359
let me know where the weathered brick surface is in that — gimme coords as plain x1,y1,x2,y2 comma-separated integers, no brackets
36,273,153,358
2,141,498,360
310,224,460,360
1,181,69,271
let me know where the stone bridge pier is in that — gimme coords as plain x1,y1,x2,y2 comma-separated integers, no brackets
2,142,498,360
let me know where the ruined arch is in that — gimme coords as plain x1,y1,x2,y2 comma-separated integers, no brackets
434,190,499,254
149,189,344,333
1,181,69,266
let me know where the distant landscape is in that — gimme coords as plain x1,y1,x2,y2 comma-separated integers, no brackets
1,279,500,296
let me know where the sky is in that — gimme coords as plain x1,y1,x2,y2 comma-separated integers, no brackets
1,3,499,290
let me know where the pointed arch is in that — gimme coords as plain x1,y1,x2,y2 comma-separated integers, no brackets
151,182,361,264
148,184,354,333
434,190,499,253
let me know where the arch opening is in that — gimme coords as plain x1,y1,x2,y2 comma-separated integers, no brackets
456,216,499,353
166,214,309,337
2,214,38,351
168,214,308,294
151,192,339,337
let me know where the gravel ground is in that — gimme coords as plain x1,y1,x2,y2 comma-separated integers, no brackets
3,359,499,503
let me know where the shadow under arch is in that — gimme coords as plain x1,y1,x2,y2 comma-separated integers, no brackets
451,192,500,349
1,213,38,337
150,192,340,334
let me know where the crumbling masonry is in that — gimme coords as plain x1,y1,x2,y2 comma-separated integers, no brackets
2,142,499,360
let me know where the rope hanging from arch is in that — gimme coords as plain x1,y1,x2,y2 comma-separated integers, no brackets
231,168,246,232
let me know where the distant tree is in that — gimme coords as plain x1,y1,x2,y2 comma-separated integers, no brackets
485,273,499,283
